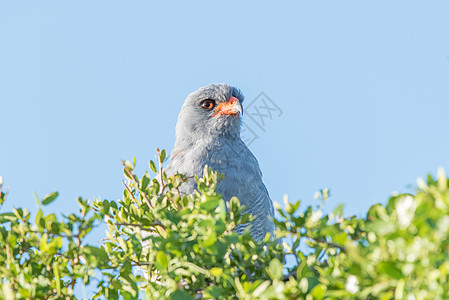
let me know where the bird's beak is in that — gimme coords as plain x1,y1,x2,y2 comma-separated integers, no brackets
212,96,243,117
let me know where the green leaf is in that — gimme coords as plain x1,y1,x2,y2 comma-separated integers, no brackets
266,258,282,280
333,203,344,218
141,172,150,190
200,196,221,211
170,290,193,300
156,251,169,270
51,236,63,249
217,199,227,220
83,245,109,268
42,191,59,205
203,232,217,247
149,160,157,173
378,262,403,279
53,262,61,295
205,286,227,299
184,262,207,274
125,160,134,171
160,149,167,163
35,209,44,228
33,191,40,206
253,281,271,297
210,267,223,277
311,284,326,299
0,212,17,223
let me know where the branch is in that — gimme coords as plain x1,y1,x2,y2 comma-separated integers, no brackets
122,179,138,201
166,193,182,210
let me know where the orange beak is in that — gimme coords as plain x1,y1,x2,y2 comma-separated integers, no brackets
212,96,243,117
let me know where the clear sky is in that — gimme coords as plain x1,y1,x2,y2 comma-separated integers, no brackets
1,1,449,238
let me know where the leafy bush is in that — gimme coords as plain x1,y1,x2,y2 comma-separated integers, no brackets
1,150,448,299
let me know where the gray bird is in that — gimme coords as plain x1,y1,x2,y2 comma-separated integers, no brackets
165,84,275,241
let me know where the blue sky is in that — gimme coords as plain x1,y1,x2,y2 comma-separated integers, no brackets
1,0,449,239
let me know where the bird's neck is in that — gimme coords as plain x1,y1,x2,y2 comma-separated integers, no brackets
174,130,242,151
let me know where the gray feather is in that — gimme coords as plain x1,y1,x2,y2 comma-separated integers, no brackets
165,84,275,241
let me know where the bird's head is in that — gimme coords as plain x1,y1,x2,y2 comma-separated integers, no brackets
175,84,245,142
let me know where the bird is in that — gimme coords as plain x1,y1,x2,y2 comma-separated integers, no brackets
165,83,275,241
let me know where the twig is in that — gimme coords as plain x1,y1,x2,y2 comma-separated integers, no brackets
130,259,151,267
122,162,153,209
312,237,346,252
70,277,77,291
116,221,165,230
166,194,182,210
157,148,165,191
54,252,72,260
122,180,137,201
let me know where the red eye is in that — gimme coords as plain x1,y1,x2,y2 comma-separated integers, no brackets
201,100,215,110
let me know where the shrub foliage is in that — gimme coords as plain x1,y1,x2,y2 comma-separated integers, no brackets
1,150,448,299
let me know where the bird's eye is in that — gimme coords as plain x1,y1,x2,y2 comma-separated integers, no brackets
200,99,215,110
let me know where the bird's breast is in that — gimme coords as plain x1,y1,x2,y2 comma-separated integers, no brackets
167,139,263,206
